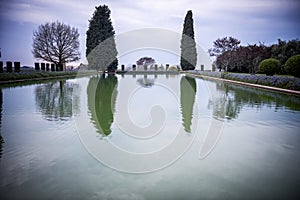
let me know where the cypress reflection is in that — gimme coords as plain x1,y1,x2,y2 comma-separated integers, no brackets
180,76,197,133
87,75,118,136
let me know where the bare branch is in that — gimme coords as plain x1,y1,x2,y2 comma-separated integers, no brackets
32,21,80,67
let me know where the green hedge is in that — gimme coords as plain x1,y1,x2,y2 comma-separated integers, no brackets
259,58,280,76
285,55,300,78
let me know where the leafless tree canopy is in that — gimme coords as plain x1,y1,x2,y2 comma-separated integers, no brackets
32,21,80,65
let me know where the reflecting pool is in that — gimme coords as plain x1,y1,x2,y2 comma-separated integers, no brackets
0,74,299,199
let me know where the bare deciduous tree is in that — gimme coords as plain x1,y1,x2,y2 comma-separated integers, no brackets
32,21,80,71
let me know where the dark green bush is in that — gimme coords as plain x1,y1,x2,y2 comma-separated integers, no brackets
259,58,280,76
285,54,300,78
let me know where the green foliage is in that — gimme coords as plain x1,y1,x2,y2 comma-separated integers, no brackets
271,39,300,68
86,5,118,72
259,58,280,76
209,36,241,57
0,71,96,83
167,66,179,71
180,76,196,132
210,38,300,74
215,43,270,73
87,75,118,136
180,10,197,71
285,54,300,78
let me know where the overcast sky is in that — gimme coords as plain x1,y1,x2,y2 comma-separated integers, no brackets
0,0,299,67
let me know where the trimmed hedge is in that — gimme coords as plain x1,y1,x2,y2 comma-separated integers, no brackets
190,70,300,91
167,66,179,72
285,54,300,78
221,73,300,90
0,71,97,82
259,58,280,76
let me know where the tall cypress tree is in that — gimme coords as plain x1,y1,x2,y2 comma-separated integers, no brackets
180,10,197,71
86,5,118,72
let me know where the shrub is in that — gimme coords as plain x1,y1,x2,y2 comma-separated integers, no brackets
168,66,179,72
259,58,280,76
285,54,300,78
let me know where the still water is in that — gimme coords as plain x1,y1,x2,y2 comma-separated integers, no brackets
0,74,300,199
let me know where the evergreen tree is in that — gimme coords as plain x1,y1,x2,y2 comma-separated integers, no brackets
86,5,118,72
180,10,197,71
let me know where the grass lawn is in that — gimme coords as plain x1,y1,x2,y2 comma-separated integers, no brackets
0,70,97,83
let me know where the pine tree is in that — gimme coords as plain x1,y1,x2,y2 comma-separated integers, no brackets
86,5,118,72
180,10,197,71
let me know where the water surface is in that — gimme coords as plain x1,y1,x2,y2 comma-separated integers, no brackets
0,74,299,199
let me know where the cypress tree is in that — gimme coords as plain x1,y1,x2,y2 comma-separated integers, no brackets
86,5,118,72
180,10,197,71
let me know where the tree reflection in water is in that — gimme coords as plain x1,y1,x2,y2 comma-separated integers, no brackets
136,77,155,88
87,75,118,136
208,80,300,121
199,78,300,159
180,76,197,133
208,82,241,120
0,89,4,158
35,80,80,121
